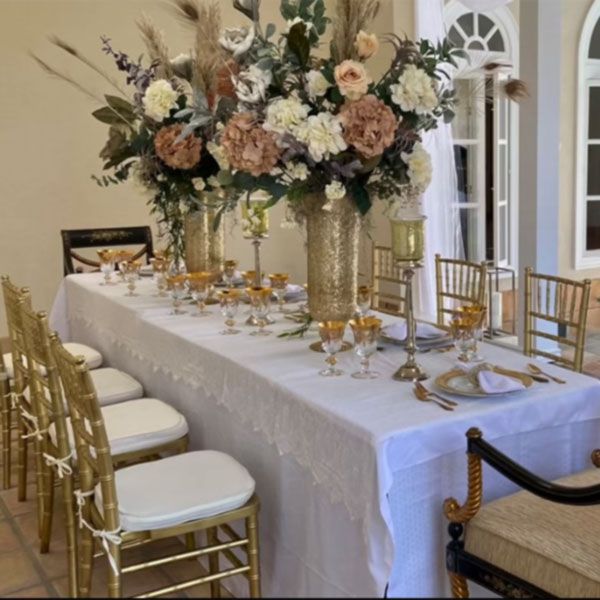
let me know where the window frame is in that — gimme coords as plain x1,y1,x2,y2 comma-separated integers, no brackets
575,0,600,270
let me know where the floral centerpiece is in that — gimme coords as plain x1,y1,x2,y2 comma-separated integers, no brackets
210,0,463,321
34,3,236,268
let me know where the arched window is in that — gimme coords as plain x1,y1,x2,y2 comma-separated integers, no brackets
444,1,519,270
575,0,600,269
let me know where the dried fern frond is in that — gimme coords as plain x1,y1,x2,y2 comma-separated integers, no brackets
504,78,529,103
30,53,103,103
331,0,380,63
137,14,173,79
49,35,128,98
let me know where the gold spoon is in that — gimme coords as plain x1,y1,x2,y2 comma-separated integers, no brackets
413,385,454,411
527,363,566,384
415,381,458,406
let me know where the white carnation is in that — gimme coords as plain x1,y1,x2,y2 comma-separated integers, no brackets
234,65,272,105
142,79,178,122
295,112,348,163
264,97,310,136
286,162,309,181
219,26,255,57
325,181,346,201
401,142,433,190
306,70,331,99
390,65,439,115
206,141,230,170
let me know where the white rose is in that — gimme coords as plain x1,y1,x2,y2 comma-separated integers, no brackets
306,70,331,99
234,65,272,105
325,181,346,201
219,26,255,58
401,142,433,190
390,65,439,115
264,97,310,136
286,162,309,181
142,79,178,122
295,112,348,163
285,17,314,34
192,178,206,192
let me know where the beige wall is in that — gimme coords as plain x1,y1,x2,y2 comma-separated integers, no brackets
560,0,595,280
0,0,310,336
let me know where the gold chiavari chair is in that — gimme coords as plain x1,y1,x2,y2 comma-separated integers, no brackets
524,267,591,373
19,303,191,597
52,338,261,599
435,255,487,327
1,348,12,490
372,245,407,317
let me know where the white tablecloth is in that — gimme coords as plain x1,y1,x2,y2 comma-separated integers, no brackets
50,274,600,597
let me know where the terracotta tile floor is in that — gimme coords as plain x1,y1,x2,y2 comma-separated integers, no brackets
0,438,229,598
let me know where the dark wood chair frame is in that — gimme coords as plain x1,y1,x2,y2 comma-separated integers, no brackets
445,428,600,598
61,226,154,276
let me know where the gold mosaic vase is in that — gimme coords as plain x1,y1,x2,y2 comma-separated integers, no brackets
184,207,225,273
304,194,361,322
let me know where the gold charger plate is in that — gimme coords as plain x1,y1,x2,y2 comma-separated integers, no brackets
435,367,534,398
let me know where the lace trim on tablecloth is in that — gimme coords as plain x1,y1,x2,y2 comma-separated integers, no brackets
66,309,376,522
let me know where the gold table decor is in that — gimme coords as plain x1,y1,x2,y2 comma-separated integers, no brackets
451,305,487,363
389,213,428,382
246,286,274,336
242,191,271,289
184,205,225,275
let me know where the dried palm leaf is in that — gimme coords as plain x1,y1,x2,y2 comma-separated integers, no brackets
49,35,128,98
137,14,173,79
331,0,380,63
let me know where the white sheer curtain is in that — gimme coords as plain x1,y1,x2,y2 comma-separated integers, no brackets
413,0,462,321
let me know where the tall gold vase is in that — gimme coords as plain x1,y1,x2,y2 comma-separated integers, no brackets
305,194,361,322
184,207,225,273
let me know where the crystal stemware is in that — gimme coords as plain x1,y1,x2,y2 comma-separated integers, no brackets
115,251,134,283
122,261,141,297
187,272,211,317
269,273,290,313
219,290,241,335
97,249,116,286
450,314,478,363
318,321,346,377
349,317,382,379
356,285,373,318
456,304,487,363
166,274,188,315
150,258,168,297
246,286,273,336
223,260,238,289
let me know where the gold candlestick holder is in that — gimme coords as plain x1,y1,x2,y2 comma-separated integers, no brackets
390,214,428,382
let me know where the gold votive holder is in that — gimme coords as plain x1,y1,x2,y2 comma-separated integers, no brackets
241,196,270,239
390,215,426,266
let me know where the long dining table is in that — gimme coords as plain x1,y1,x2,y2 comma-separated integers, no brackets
50,272,600,598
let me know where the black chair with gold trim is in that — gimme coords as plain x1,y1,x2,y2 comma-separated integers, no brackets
61,226,154,275
444,428,600,598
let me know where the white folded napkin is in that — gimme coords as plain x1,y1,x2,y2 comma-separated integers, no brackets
477,370,526,394
285,284,305,295
383,320,445,341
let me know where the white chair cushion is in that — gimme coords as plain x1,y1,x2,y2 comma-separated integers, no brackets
95,451,255,532
49,398,188,457
90,368,143,406
3,342,103,379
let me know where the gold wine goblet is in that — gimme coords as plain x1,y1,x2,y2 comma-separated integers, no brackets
97,249,116,286
356,285,373,318
223,260,238,289
187,272,212,317
349,317,382,379
318,321,347,377
166,274,188,315
219,289,241,335
269,273,290,313
246,286,273,336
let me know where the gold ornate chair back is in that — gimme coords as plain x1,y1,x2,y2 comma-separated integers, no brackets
0,345,10,490
435,255,487,327
524,267,591,373
372,245,407,317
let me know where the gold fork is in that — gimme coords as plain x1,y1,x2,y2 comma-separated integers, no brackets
415,381,458,406
413,384,455,411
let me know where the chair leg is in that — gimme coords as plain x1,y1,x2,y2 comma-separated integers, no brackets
107,543,122,598
16,417,28,501
206,527,221,598
32,439,46,539
39,465,55,553
246,512,261,598
78,519,95,598
185,532,196,552
62,474,79,598
1,397,11,490
449,572,470,598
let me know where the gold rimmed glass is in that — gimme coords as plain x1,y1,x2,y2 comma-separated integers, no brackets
318,321,346,377
456,304,487,363
187,272,212,317
449,310,483,364
115,250,134,283
150,257,168,297
356,285,372,318
223,260,238,289
269,273,289,313
349,317,382,379
246,286,273,336
121,260,141,297
219,289,241,335
166,274,188,315
97,249,116,286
